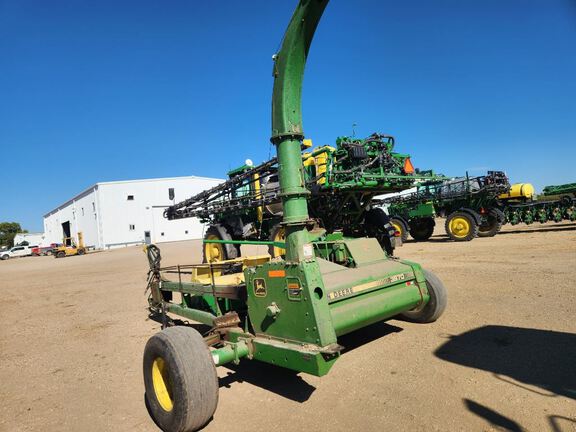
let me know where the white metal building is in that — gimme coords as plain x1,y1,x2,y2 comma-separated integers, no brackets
43,176,222,249
13,232,46,247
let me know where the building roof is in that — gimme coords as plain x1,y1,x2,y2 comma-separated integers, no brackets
43,175,223,218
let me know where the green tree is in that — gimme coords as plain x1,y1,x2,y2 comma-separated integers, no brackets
0,222,27,248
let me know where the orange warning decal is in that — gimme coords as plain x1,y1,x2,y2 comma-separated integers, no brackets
268,270,286,278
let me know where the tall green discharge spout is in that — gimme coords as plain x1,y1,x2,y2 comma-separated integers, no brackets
271,0,329,263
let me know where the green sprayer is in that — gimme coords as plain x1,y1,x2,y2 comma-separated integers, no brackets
165,132,443,259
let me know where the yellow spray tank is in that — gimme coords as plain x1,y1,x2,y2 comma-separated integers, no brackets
301,142,336,185
498,183,535,202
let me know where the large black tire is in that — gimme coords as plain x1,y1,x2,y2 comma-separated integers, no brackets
364,208,396,256
478,208,503,238
390,217,409,243
77,248,85,256
268,223,286,258
401,269,447,323
445,211,478,241
202,225,238,263
408,217,435,241
56,251,65,258
143,326,219,432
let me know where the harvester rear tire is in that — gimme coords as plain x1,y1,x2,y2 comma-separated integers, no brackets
364,208,395,256
478,209,503,238
400,269,447,323
408,217,435,241
390,217,409,243
202,225,238,263
445,211,478,241
143,326,218,432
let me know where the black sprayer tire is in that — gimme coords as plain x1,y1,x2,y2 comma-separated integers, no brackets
492,207,506,224
408,217,435,241
401,269,447,323
478,208,503,238
143,326,219,432
445,211,478,241
202,225,238,263
364,208,395,256
390,217,409,243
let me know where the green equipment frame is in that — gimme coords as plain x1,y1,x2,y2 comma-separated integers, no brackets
142,2,447,431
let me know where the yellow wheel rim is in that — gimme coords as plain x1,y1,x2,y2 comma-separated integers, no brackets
204,234,224,262
449,217,471,238
152,357,173,412
391,222,403,237
272,227,286,257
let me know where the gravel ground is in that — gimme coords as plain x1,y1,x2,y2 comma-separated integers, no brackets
1,220,574,432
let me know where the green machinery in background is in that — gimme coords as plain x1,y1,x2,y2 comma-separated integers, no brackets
142,2,447,431
541,182,576,198
497,181,576,226
383,176,576,242
382,171,510,242
165,132,442,259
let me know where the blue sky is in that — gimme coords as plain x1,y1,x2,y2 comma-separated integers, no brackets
1,0,575,232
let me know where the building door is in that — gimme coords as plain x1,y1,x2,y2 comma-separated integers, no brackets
144,231,151,245
62,221,71,246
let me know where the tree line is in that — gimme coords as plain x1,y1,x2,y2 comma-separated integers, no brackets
0,222,27,248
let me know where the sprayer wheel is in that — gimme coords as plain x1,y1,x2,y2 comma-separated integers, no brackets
400,269,447,323
143,326,218,432
408,217,435,241
478,209,503,238
390,217,409,243
364,208,395,255
203,225,238,263
445,211,478,241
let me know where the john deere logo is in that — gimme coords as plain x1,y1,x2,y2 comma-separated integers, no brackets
253,278,267,297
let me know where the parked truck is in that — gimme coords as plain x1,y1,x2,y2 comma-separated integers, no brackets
31,244,61,256
0,245,34,260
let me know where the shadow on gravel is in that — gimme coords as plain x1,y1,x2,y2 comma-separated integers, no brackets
549,415,576,432
497,224,576,235
406,237,453,243
435,325,576,400
339,321,404,353
219,361,316,402
217,321,404,403
464,399,523,432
